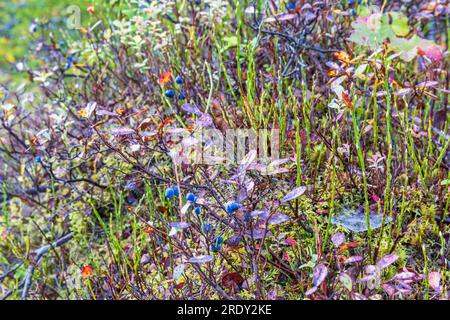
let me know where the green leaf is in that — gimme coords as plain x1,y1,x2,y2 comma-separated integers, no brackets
383,12,410,36
339,273,353,291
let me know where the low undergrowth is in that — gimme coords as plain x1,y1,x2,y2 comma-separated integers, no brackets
0,0,449,300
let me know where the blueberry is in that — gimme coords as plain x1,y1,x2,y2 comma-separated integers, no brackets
30,24,38,33
211,236,223,252
194,207,201,215
175,76,183,84
186,192,197,203
172,186,179,196
65,54,74,69
59,40,65,47
225,201,241,214
165,89,175,98
178,93,186,100
287,2,296,10
35,155,42,163
203,222,212,233
165,188,175,199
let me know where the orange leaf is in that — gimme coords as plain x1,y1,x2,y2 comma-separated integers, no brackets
87,4,95,14
327,70,339,78
157,117,173,131
81,265,93,278
337,241,359,254
333,51,352,64
159,71,172,86
342,92,354,110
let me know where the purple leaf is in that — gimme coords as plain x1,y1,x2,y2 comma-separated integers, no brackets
428,271,441,290
376,254,399,270
393,272,416,281
111,127,134,136
344,255,364,265
281,186,306,202
189,255,214,264
97,109,117,116
305,286,318,296
382,284,396,297
267,213,291,225
181,103,201,114
359,274,377,282
267,288,278,300
312,264,328,287
196,113,213,127
244,228,272,240
171,222,191,229
331,232,345,247
351,292,368,300
251,210,267,219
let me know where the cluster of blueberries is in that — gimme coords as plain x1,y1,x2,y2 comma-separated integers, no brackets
164,188,243,252
165,188,202,214
165,75,186,100
165,185,180,199
65,54,75,70
211,236,223,252
225,201,241,214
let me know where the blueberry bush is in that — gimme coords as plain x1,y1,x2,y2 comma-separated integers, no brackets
0,0,449,300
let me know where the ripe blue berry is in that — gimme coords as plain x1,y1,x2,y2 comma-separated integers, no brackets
287,2,296,10
165,89,175,98
194,207,201,215
65,54,74,70
211,236,223,252
165,188,175,199
35,155,42,163
225,201,241,214
186,192,198,203
175,76,183,85
178,93,186,100
172,186,179,196
203,222,212,233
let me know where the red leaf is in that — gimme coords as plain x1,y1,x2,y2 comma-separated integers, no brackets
372,194,379,203
285,237,298,247
221,272,244,289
